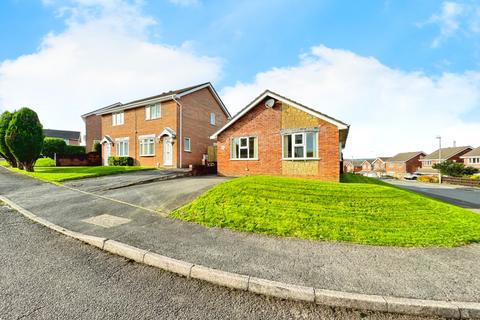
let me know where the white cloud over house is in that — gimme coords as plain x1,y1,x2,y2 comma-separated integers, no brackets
221,45,480,158
0,0,221,132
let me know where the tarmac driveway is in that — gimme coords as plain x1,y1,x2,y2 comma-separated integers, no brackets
96,176,228,212
385,179,480,213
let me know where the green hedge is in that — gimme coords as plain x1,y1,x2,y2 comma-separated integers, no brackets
108,156,134,166
64,145,86,155
42,137,66,158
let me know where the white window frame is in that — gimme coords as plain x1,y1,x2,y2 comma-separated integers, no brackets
115,138,129,157
139,135,155,157
112,112,124,126
210,112,216,125
282,132,318,160
184,137,191,152
145,103,161,120
230,136,258,160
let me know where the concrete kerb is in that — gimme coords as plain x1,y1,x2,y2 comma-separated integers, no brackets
2,195,480,319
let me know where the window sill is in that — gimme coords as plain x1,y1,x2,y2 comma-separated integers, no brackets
140,155,155,157
230,158,259,161
145,117,161,121
282,158,320,161
184,150,191,153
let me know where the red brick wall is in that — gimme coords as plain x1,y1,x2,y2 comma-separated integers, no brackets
180,87,229,167
216,99,341,181
386,154,423,177
85,115,102,152
101,100,178,167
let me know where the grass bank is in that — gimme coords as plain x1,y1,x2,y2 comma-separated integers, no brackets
172,174,480,247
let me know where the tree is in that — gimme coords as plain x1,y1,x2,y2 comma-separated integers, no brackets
42,137,67,159
5,108,44,172
0,111,17,167
432,160,478,177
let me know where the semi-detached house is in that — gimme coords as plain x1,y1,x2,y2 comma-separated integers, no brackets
82,83,230,168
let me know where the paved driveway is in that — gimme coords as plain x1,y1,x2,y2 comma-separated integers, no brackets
385,179,480,213
97,175,228,212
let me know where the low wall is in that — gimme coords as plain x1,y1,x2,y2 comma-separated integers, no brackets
56,152,101,167
442,176,480,188
190,163,217,176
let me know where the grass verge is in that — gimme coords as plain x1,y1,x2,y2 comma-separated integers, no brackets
172,174,480,247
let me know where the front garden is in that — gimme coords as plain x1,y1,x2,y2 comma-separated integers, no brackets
172,174,480,247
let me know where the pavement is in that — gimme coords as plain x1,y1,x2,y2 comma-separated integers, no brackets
385,179,480,213
2,206,435,320
1,168,480,305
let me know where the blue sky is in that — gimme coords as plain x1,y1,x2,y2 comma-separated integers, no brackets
1,0,479,85
0,0,479,156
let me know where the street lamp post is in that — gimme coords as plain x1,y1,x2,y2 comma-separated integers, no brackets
436,136,442,184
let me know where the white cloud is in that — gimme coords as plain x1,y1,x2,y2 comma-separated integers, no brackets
168,0,199,7
0,0,220,133
221,45,480,158
423,1,480,48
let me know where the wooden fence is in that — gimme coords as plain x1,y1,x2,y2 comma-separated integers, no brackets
442,176,480,187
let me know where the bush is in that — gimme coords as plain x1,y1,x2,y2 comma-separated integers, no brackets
35,157,56,167
470,175,480,180
64,145,86,155
42,137,67,159
5,108,44,172
108,156,134,166
433,160,478,177
417,175,439,183
0,111,17,168
93,141,102,154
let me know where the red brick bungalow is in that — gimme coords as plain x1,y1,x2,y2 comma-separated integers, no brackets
385,151,426,178
210,90,350,182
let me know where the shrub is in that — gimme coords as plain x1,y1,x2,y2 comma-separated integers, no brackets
42,137,67,159
5,108,44,172
417,175,439,183
470,175,480,180
64,145,86,155
35,157,56,167
433,160,478,177
108,156,134,166
93,141,102,154
0,111,17,167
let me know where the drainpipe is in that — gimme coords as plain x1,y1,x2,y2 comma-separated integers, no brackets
172,96,183,169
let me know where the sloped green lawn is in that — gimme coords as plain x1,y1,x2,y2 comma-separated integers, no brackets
2,163,153,183
172,174,480,247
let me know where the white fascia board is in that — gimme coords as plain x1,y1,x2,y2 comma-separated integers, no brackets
210,90,348,139
98,95,175,115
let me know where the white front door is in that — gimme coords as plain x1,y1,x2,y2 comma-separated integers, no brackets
163,138,173,166
104,143,111,166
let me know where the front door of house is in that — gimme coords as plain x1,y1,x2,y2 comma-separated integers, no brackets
104,143,111,166
163,138,172,166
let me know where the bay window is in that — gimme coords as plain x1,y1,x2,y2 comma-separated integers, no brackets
282,132,317,160
230,136,258,160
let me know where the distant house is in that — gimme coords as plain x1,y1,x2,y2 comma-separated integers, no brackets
461,147,480,169
211,90,350,182
360,159,375,173
385,151,426,178
343,159,364,173
82,83,230,167
371,157,390,174
44,129,81,146
419,146,473,174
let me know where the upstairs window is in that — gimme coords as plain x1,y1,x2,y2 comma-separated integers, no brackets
112,112,124,126
210,112,216,125
146,103,161,120
283,132,317,160
231,136,257,160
